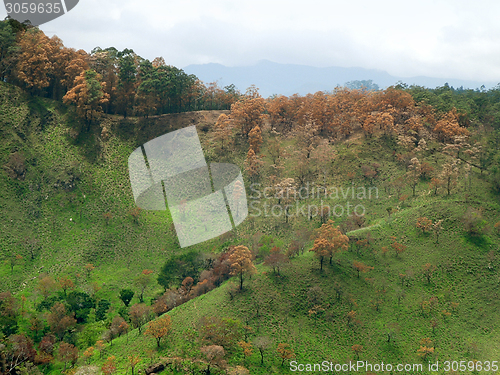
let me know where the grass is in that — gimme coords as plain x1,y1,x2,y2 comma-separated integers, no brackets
0,81,499,374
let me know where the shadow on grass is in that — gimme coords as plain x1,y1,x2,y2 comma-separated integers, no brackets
464,234,491,248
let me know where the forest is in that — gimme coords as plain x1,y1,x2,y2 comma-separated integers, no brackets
1,17,500,375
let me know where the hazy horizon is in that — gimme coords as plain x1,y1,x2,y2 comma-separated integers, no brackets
2,0,499,83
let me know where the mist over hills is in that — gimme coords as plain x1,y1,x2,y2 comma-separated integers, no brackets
184,60,500,97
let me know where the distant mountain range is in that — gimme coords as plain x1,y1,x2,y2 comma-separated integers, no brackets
184,60,500,98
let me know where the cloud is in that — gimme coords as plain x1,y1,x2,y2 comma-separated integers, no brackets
1,0,498,81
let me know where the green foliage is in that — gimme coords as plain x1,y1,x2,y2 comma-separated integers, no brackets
96,300,111,322
66,291,95,323
118,289,134,307
157,251,202,291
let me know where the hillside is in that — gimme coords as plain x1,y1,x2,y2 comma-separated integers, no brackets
1,80,500,375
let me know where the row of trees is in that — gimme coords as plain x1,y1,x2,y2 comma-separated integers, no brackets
0,19,240,123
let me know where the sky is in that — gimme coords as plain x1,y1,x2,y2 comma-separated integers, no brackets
2,0,500,81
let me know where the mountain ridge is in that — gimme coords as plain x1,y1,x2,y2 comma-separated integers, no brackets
184,60,499,97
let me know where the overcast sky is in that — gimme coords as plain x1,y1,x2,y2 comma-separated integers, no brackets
2,0,500,81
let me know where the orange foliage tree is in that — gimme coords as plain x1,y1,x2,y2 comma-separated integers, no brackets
144,314,172,348
434,108,469,142
63,69,110,128
310,220,349,271
231,86,266,138
228,245,256,290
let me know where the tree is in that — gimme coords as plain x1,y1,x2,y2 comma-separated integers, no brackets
200,345,225,375
277,343,295,366
238,341,253,364
15,28,53,94
83,346,94,364
311,142,336,185
157,251,201,291
58,342,78,371
433,108,468,142
84,264,95,279
432,220,444,244
101,356,117,375
199,316,243,349
4,334,36,374
248,125,263,154
416,217,432,234
264,246,289,276
129,303,152,334
105,316,128,346
462,207,486,236
144,314,172,348
244,149,264,181
119,289,135,307
351,344,363,360
128,355,141,375
273,178,297,223
352,261,374,278
7,254,23,274
407,157,422,196
252,336,272,366
228,245,256,290
231,87,266,138
63,69,110,129
47,302,76,340
309,220,349,271
390,236,406,258
96,299,110,321
115,49,137,117
66,291,95,323
0,20,19,82
135,270,153,303
416,338,434,360
58,276,74,296
213,113,233,151
439,160,459,195
422,263,437,284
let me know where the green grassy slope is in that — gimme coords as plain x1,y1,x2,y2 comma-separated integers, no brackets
1,81,499,374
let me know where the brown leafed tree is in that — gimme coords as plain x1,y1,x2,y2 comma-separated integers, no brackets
47,302,76,340
101,355,117,375
433,108,469,142
16,28,53,94
128,354,141,375
200,345,226,375
244,149,264,181
129,303,152,334
231,86,266,138
310,220,349,270
352,260,374,278
264,246,290,275
416,217,432,234
228,245,256,290
144,314,172,348
63,69,110,128
238,341,253,363
351,344,363,360
58,342,78,371
422,263,437,284
213,113,233,151
277,343,295,366
248,125,263,154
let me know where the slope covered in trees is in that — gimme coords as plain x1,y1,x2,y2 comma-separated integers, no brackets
1,19,500,375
